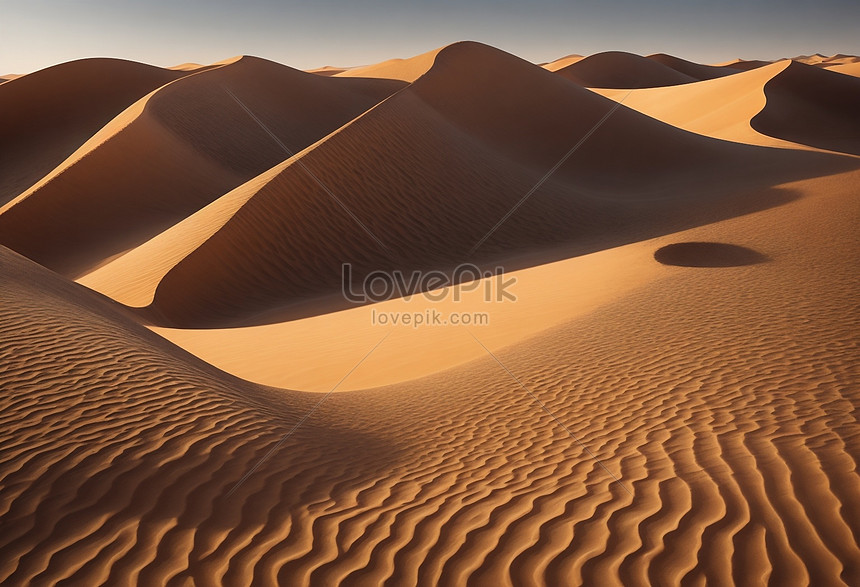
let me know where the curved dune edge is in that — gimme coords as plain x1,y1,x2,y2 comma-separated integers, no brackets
750,61,860,156
334,47,443,82
2,166,858,584
645,53,740,80
77,85,404,307
592,61,803,148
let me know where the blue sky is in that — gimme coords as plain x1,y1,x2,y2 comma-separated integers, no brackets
2,0,858,73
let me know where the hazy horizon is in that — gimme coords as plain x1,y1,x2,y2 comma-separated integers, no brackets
2,0,859,74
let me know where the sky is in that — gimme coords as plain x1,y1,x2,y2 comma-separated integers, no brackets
2,0,859,74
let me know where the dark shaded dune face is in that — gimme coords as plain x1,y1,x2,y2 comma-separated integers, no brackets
654,242,769,267
554,51,697,88
0,58,184,205
751,61,860,155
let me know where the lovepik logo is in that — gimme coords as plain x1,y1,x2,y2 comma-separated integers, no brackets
342,263,517,304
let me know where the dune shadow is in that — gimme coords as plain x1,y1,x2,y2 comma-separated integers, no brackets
654,242,769,267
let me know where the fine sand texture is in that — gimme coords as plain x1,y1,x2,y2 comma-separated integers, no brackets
1,42,859,586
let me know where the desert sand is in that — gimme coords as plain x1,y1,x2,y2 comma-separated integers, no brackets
1,41,859,585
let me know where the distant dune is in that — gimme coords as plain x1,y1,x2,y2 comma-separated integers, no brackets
553,51,698,88
646,53,741,80
306,65,350,76
540,54,585,71
1,41,859,585
716,58,773,71
826,62,860,77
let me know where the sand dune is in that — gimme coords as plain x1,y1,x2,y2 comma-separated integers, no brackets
307,66,350,76
751,61,860,154
595,59,860,154
792,53,860,67
826,62,860,77
715,58,772,71
646,53,740,80
149,236,666,391
0,58,185,206
88,41,855,329
2,164,858,584
2,40,859,585
593,61,799,147
334,49,442,82
540,54,584,71
553,51,697,88
0,57,404,276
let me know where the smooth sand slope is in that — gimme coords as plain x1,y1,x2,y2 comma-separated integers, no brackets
0,57,404,277
1,163,858,584
85,42,855,329
0,58,186,206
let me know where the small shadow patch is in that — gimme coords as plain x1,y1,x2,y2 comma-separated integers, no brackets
654,242,769,267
